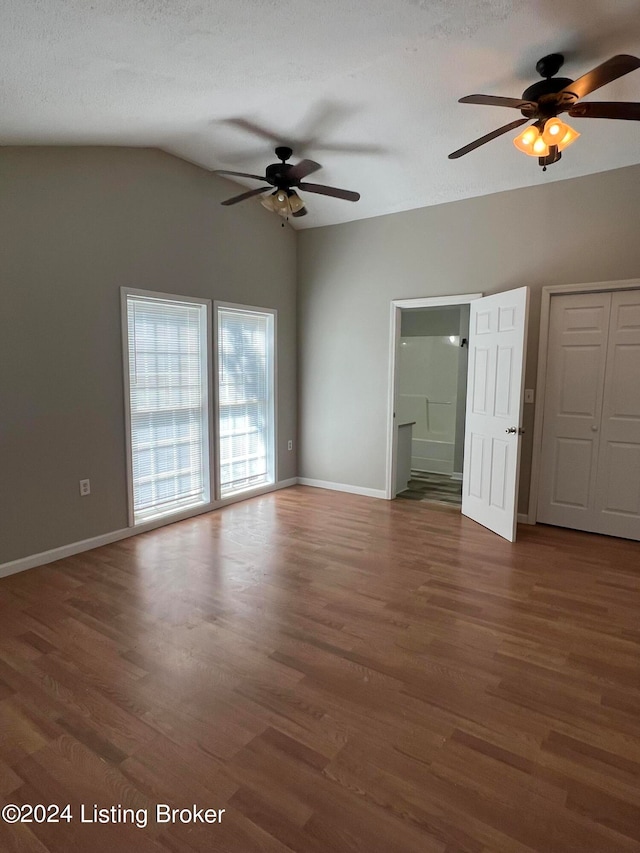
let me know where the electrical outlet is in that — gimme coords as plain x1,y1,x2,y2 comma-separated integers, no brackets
79,479,91,496
288,440,293,451
524,389,535,404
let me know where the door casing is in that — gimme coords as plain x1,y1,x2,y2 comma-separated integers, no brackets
385,294,482,501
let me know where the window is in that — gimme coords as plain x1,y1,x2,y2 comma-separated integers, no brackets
216,304,275,497
123,290,211,524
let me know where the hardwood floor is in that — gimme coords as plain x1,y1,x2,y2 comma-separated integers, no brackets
1,485,639,852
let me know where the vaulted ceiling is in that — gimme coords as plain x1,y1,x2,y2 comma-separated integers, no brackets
2,0,640,228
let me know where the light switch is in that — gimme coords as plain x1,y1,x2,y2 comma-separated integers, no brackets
524,389,534,404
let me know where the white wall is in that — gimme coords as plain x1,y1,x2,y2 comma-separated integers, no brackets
397,335,459,474
297,163,640,512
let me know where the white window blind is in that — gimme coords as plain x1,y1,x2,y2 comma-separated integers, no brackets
217,306,275,497
125,293,210,524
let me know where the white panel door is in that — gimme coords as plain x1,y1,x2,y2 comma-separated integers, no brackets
537,292,611,532
593,290,640,539
462,287,529,541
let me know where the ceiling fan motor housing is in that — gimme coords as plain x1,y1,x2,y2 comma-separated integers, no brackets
521,55,576,117
521,77,575,115
265,147,296,186
265,161,295,186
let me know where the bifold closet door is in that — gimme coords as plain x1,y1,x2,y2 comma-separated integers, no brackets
593,290,640,539
538,289,640,540
537,292,611,533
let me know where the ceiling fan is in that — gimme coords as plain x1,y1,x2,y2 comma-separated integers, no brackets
449,53,640,169
214,146,360,220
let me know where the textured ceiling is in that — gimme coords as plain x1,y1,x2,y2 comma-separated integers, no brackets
2,0,640,228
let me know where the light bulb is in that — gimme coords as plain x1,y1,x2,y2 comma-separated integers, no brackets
556,123,580,151
271,191,291,217
542,118,566,145
533,136,549,155
514,124,546,156
261,192,288,216
288,191,305,213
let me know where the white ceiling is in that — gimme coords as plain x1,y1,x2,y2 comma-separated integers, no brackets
2,0,640,228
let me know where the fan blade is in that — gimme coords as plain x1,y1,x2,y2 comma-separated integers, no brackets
213,169,269,182
297,183,360,201
292,206,308,218
562,54,640,100
221,187,272,206
312,141,386,155
569,101,640,120
460,94,536,112
287,159,322,181
222,118,282,145
448,118,528,159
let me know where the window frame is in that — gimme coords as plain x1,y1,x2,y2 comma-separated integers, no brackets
121,287,214,527
214,301,278,500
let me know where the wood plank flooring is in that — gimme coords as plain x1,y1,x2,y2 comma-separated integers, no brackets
0,485,639,852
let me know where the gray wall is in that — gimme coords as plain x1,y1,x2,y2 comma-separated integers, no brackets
297,164,640,511
0,147,297,564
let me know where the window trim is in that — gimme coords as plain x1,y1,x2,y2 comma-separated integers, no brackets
214,301,278,500
120,287,214,527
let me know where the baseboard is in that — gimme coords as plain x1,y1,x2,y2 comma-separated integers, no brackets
0,527,135,580
0,478,298,580
297,478,386,500
517,513,534,525
450,472,463,481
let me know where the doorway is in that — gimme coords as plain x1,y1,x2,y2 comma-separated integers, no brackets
387,287,530,542
394,304,470,507
385,294,481,506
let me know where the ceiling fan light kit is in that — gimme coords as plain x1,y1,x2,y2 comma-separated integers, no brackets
513,117,580,167
261,188,306,218
450,53,640,170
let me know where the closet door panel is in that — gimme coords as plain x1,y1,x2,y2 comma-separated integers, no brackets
594,291,640,539
537,292,611,531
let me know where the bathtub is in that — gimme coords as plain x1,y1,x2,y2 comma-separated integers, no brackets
411,438,454,475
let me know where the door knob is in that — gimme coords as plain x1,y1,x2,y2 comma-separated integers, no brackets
505,426,517,434
591,425,598,432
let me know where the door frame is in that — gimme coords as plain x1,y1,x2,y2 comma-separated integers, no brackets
385,293,483,500
528,277,640,523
